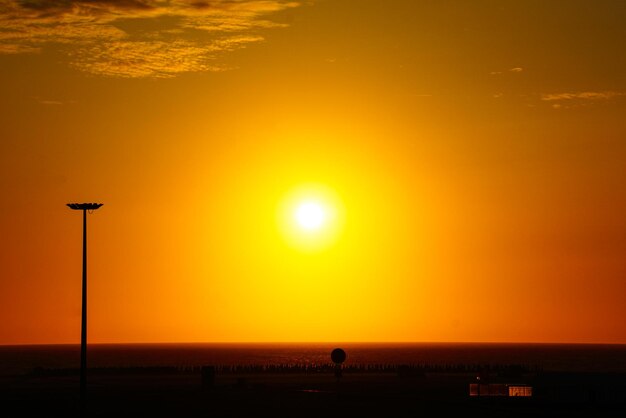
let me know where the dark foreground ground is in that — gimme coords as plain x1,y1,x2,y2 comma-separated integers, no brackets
1,369,625,417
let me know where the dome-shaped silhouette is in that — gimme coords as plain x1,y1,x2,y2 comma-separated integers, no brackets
331,348,346,364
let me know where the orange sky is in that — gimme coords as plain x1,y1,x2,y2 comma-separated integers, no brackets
1,0,625,345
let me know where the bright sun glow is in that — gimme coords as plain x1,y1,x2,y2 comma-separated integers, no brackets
295,201,326,231
277,183,345,252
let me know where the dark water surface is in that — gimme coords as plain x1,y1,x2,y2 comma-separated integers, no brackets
1,342,625,375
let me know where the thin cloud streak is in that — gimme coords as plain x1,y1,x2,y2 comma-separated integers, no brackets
0,0,299,78
489,67,523,75
541,91,625,101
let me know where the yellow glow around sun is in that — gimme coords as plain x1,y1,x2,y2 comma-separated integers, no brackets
278,183,344,252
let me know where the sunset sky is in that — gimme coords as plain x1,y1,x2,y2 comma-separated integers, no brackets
1,0,625,345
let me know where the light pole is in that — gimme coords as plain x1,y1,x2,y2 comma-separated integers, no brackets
67,202,103,414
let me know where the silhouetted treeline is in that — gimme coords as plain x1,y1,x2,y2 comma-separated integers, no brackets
207,363,539,376
30,362,540,377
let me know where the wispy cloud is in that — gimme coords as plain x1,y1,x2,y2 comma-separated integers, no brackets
0,0,299,78
38,99,63,105
541,91,625,101
540,91,625,109
490,67,523,75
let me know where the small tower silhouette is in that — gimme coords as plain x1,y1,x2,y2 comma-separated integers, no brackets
331,348,346,379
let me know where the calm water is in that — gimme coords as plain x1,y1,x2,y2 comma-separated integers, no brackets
1,343,625,375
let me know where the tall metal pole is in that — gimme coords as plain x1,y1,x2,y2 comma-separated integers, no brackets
80,208,87,414
67,202,102,416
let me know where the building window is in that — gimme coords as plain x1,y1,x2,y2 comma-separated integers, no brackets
508,386,532,397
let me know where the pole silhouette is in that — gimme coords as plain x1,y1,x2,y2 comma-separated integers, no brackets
67,203,102,415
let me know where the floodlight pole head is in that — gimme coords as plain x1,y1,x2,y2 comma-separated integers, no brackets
67,203,103,210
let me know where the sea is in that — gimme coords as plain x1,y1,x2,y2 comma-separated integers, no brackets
1,343,625,376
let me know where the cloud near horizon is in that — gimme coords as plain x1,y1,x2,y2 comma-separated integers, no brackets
0,0,299,78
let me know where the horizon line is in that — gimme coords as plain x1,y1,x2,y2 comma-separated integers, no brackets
2,340,626,347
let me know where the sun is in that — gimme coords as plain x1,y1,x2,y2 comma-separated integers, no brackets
295,201,326,231
277,183,345,251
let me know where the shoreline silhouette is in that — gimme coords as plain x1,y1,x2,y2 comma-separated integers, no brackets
1,343,625,417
